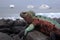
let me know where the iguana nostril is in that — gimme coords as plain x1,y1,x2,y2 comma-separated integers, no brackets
22,12,26,14
23,13,25,14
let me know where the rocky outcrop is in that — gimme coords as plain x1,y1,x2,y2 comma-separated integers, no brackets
26,31,48,40
0,32,14,40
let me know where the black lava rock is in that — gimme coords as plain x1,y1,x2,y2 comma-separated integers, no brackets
0,32,14,40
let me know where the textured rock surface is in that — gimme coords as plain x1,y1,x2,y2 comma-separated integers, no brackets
26,31,48,40
13,35,20,40
0,32,14,40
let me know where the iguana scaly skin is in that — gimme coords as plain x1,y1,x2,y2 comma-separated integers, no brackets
20,11,60,36
36,15,60,28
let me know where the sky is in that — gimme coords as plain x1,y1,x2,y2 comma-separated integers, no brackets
0,0,60,19
0,0,60,13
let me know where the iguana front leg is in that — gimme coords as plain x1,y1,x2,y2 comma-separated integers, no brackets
24,24,35,35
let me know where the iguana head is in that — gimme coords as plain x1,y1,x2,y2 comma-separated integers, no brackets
20,11,35,24
20,11,35,18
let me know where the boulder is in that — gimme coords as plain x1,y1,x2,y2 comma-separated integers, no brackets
13,19,26,26
0,19,14,28
26,31,48,40
0,32,14,40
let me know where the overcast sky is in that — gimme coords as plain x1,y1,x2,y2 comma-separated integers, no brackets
0,0,60,19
